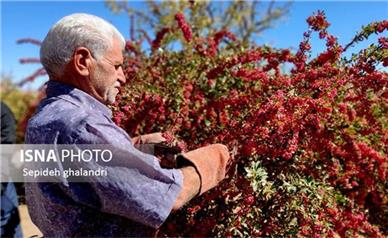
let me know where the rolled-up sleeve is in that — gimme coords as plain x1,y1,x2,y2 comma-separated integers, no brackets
61,116,183,228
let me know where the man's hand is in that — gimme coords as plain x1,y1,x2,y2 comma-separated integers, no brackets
132,132,166,145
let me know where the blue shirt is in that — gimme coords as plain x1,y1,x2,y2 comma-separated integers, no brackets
25,81,183,237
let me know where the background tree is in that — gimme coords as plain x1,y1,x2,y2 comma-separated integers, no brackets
106,0,291,48
0,75,38,143
1,75,26,121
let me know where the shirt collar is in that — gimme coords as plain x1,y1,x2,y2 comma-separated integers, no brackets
45,80,112,118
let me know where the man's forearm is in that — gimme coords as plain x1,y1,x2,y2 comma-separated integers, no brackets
172,166,200,210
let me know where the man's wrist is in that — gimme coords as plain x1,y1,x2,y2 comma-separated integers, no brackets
184,165,201,197
172,165,201,210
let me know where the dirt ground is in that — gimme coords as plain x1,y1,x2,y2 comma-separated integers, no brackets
18,205,43,238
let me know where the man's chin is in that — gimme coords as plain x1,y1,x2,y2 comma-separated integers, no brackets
105,97,116,105
105,93,118,105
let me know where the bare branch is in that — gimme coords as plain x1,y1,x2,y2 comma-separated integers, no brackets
19,58,40,64
16,38,41,46
206,3,215,26
147,0,162,18
18,68,46,87
137,29,153,46
130,14,135,41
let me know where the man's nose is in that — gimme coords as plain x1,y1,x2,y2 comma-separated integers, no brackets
118,67,126,84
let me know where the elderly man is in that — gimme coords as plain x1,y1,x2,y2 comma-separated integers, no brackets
25,13,230,237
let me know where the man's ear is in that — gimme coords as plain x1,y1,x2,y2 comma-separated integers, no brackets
72,47,93,77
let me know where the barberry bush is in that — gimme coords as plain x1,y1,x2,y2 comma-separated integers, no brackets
111,11,387,237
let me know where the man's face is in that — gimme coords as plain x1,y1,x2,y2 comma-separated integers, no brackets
90,38,125,105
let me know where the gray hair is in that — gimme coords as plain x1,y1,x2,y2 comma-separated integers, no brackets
40,13,125,78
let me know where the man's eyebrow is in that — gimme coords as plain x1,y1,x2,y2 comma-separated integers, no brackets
112,59,123,65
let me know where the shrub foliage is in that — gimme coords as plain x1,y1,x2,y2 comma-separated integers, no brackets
112,11,387,237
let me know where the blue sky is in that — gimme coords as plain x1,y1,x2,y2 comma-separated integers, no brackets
1,1,387,90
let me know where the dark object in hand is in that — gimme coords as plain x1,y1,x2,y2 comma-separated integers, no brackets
154,144,182,169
